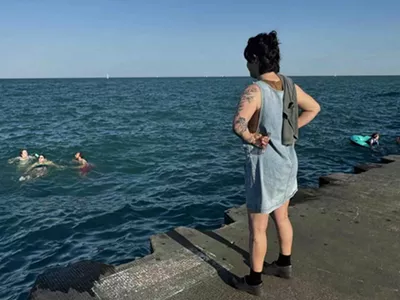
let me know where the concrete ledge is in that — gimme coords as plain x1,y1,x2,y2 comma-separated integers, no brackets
319,172,356,186
28,155,400,300
354,163,383,174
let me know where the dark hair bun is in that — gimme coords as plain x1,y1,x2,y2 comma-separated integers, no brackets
244,31,281,73
268,30,279,47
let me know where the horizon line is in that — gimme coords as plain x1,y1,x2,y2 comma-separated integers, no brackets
1,74,400,80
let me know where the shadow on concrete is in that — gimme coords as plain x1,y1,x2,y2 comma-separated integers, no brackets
202,223,280,270
166,230,239,287
202,230,250,264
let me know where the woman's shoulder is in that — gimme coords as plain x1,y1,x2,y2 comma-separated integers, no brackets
241,83,262,99
244,82,262,91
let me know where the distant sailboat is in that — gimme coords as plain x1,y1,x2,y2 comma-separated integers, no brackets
106,73,110,79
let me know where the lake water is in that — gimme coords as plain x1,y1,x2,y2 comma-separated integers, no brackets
0,76,399,299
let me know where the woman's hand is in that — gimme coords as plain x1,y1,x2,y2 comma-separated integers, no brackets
251,133,270,149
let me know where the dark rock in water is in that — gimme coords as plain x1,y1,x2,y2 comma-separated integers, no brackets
28,260,116,300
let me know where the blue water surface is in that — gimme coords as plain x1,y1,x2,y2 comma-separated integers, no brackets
0,76,399,299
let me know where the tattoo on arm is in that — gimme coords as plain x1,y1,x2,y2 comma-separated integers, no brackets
232,85,259,144
234,116,248,134
233,116,256,145
236,86,258,112
242,86,258,102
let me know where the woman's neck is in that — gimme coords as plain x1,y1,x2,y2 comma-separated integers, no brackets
258,72,279,82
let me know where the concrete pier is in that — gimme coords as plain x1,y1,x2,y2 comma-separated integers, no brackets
29,155,400,300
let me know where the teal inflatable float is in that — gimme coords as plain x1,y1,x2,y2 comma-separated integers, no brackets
350,135,371,148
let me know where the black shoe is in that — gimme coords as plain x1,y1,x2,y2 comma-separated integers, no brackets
263,261,292,279
231,276,263,296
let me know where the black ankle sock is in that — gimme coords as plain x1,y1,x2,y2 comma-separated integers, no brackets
245,269,262,286
276,253,291,266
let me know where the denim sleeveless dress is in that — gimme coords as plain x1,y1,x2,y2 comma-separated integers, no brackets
243,80,298,214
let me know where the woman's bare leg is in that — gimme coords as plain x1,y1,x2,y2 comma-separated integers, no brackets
273,200,292,257
248,211,269,276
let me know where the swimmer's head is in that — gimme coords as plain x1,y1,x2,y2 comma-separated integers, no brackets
371,133,380,140
75,152,84,160
38,155,46,164
20,149,28,159
244,31,281,78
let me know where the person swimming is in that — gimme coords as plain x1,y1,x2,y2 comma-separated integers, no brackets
8,149,37,165
367,133,380,147
19,155,60,181
74,152,88,166
74,152,92,175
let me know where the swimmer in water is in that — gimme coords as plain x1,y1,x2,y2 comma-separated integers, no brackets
25,155,59,171
74,152,88,166
367,133,380,147
8,149,37,165
19,155,60,181
396,137,400,144
74,152,92,175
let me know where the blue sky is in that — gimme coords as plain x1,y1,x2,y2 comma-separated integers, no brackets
0,0,399,78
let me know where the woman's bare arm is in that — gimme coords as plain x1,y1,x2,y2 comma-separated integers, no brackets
296,85,321,128
47,161,65,169
232,84,261,145
8,157,19,164
25,162,38,173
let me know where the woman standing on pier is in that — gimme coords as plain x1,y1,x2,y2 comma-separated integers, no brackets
232,31,320,296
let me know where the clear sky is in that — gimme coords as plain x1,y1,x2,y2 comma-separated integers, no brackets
0,0,399,78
